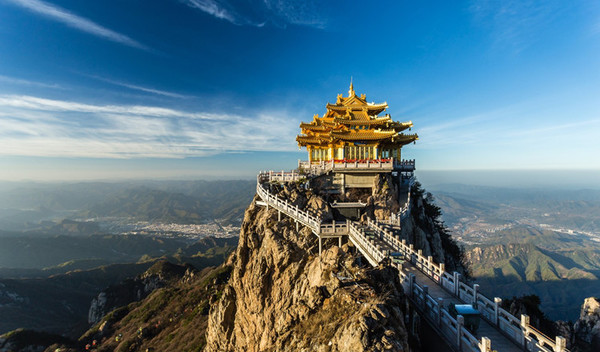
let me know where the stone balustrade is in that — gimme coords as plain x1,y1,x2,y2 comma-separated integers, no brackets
297,158,416,176
256,170,568,352
366,218,568,352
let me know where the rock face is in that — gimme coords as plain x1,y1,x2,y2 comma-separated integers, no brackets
574,297,600,349
363,173,401,220
204,187,411,352
401,184,465,274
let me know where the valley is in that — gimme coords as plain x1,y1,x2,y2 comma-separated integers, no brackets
430,184,600,321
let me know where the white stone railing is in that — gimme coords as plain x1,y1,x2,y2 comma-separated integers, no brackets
320,221,349,236
256,174,321,232
257,170,567,352
298,158,415,176
262,170,305,183
257,172,350,237
366,217,569,352
399,267,489,352
385,176,414,226
347,222,387,266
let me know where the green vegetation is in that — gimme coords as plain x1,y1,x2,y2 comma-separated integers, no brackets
75,265,232,352
0,235,187,269
0,237,237,337
465,226,600,320
412,182,468,276
0,328,72,350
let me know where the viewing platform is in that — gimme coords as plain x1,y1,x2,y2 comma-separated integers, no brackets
255,170,568,352
298,158,415,175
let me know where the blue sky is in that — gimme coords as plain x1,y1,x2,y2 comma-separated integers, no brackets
0,0,599,181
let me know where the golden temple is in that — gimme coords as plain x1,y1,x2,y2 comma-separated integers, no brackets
297,82,418,163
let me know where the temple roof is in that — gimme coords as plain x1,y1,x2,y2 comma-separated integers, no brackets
330,130,397,141
297,82,418,148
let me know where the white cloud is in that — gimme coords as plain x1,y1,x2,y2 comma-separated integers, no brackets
81,74,190,99
6,0,149,50
0,95,299,158
185,0,240,24
0,75,63,89
470,0,562,53
182,0,325,28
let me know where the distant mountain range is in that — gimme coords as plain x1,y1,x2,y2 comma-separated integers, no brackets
429,183,600,321
0,236,238,337
0,180,255,231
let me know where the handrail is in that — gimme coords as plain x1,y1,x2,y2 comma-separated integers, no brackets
365,216,568,352
256,170,568,352
298,158,416,177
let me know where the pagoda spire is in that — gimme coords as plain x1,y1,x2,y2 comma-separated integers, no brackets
349,77,354,97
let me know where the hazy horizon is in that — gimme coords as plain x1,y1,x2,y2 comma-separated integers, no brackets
1,1,599,180
2,169,600,191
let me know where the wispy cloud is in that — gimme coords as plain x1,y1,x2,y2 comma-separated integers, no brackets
182,0,325,28
470,0,562,53
83,75,190,99
185,0,242,25
0,74,63,89
5,0,149,50
0,95,298,158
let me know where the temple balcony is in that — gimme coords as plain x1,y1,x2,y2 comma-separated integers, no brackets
298,158,415,175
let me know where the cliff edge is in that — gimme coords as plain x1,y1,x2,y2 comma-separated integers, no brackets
205,183,412,352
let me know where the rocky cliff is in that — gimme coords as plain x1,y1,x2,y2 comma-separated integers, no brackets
6,176,467,352
204,184,412,351
572,297,600,351
401,183,466,275
331,175,466,275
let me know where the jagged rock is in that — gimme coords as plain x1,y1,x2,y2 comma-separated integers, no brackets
205,193,411,351
361,174,400,221
574,297,600,348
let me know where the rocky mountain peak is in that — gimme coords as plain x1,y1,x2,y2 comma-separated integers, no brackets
204,186,411,351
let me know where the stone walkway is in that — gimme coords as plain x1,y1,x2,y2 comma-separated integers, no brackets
402,264,522,352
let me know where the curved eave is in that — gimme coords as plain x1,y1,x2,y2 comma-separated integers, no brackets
326,102,388,111
330,130,397,141
300,124,328,131
334,117,393,125
391,134,419,145
296,134,334,143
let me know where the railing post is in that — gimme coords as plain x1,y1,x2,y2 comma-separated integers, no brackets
554,336,566,352
408,273,415,299
427,255,433,276
278,210,281,221
457,315,464,349
422,285,429,308
453,272,461,296
480,337,491,352
318,236,322,256
473,284,479,308
494,297,502,326
520,314,530,347
437,298,444,326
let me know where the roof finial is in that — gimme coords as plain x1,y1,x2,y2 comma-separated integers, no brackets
349,76,354,96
